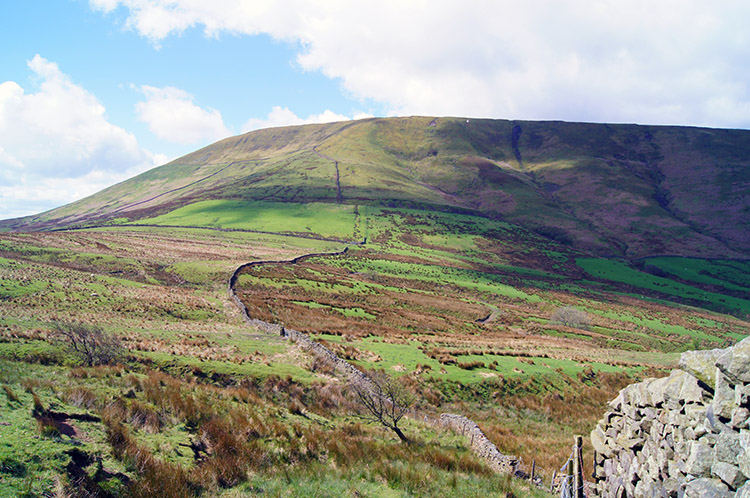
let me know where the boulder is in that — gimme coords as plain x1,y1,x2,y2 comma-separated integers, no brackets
714,371,739,420
591,425,614,458
685,441,714,477
712,461,747,490
684,477,732,498
732,407,750,430
680,347,726,387
717,337,750,384
663,370,688,404
715,431,742,465
737,480,750,498
680,374,708,404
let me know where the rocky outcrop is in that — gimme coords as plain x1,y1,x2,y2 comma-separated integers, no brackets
592,338,750,497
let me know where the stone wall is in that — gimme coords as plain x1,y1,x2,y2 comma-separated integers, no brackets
439,414,518,474
227,247,518,477
591,338,750,497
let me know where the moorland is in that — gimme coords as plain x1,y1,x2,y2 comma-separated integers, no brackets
0,117,748,497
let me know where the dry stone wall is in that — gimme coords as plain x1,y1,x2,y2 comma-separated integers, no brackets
592,338,750,497
227,247,519,477
439,414,518,474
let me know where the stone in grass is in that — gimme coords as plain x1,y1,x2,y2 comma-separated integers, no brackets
684,478,733,498
680,347,726,387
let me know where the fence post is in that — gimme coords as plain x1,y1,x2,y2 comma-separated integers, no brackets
566,456,574,497
573,435,584,498
550,469,557,494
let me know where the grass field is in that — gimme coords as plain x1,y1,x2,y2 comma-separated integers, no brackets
0,202,748,496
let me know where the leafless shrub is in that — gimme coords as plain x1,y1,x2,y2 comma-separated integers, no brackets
52,322,124,366
349,371,414,444
550,306,591,330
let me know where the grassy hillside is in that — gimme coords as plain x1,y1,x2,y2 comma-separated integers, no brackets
0,117,748,496
3,117,748,259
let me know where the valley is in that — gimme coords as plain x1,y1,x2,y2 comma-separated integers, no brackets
0,117,748,497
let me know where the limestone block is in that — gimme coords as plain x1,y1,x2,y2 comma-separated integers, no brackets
733,407,750,430
714,430,742,465
685,403,707,428
667,460,684,480
680,347,726,386
712,461,747,490
663,370,689,403
717,337,750,384
668,411,687,428
686,441,715,477
739,448,750,478
627,381,650,407
592,425,614,458
684,477,732,498
738,480,750,498
736,384,750,407
694,423,708,438
742,429,750,449
663,476,683,495
713,373,738,421
648,375,673,407
609,390,625,411
680,374,707,404
701,432,720,447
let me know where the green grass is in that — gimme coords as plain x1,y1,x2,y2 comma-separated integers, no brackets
321,253,543,303
136,200,360,240
314,334,631,384
642,257,750,292
577,257,750,315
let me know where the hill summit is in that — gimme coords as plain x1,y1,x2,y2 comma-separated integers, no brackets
3,117,749,259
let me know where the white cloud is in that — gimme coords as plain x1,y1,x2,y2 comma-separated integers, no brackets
0,55,163,220
91,0,750,129
135,85,231,144
241,106,371,132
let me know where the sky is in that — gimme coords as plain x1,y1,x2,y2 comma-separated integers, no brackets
1,0,749,220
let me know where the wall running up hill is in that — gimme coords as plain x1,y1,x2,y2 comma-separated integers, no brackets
591,338,750,497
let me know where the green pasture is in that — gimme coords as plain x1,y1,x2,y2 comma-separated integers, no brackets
136,200,360,240
314,334,631,384
577,258,750,315
642,257,750,292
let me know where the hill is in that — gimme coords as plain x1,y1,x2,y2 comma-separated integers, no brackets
0,117,749,496
2,117,749,259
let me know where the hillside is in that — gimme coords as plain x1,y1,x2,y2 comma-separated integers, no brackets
1,117,749,496
2,117,748,260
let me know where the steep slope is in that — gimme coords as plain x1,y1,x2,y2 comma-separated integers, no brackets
2,117,748,259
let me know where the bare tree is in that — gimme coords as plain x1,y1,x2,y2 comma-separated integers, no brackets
349,371,413,444
551,306,591,330
52,322,124,366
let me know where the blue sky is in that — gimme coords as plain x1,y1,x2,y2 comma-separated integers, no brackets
2,0,749,220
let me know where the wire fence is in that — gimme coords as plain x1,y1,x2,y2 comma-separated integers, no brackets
552,439,588,498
